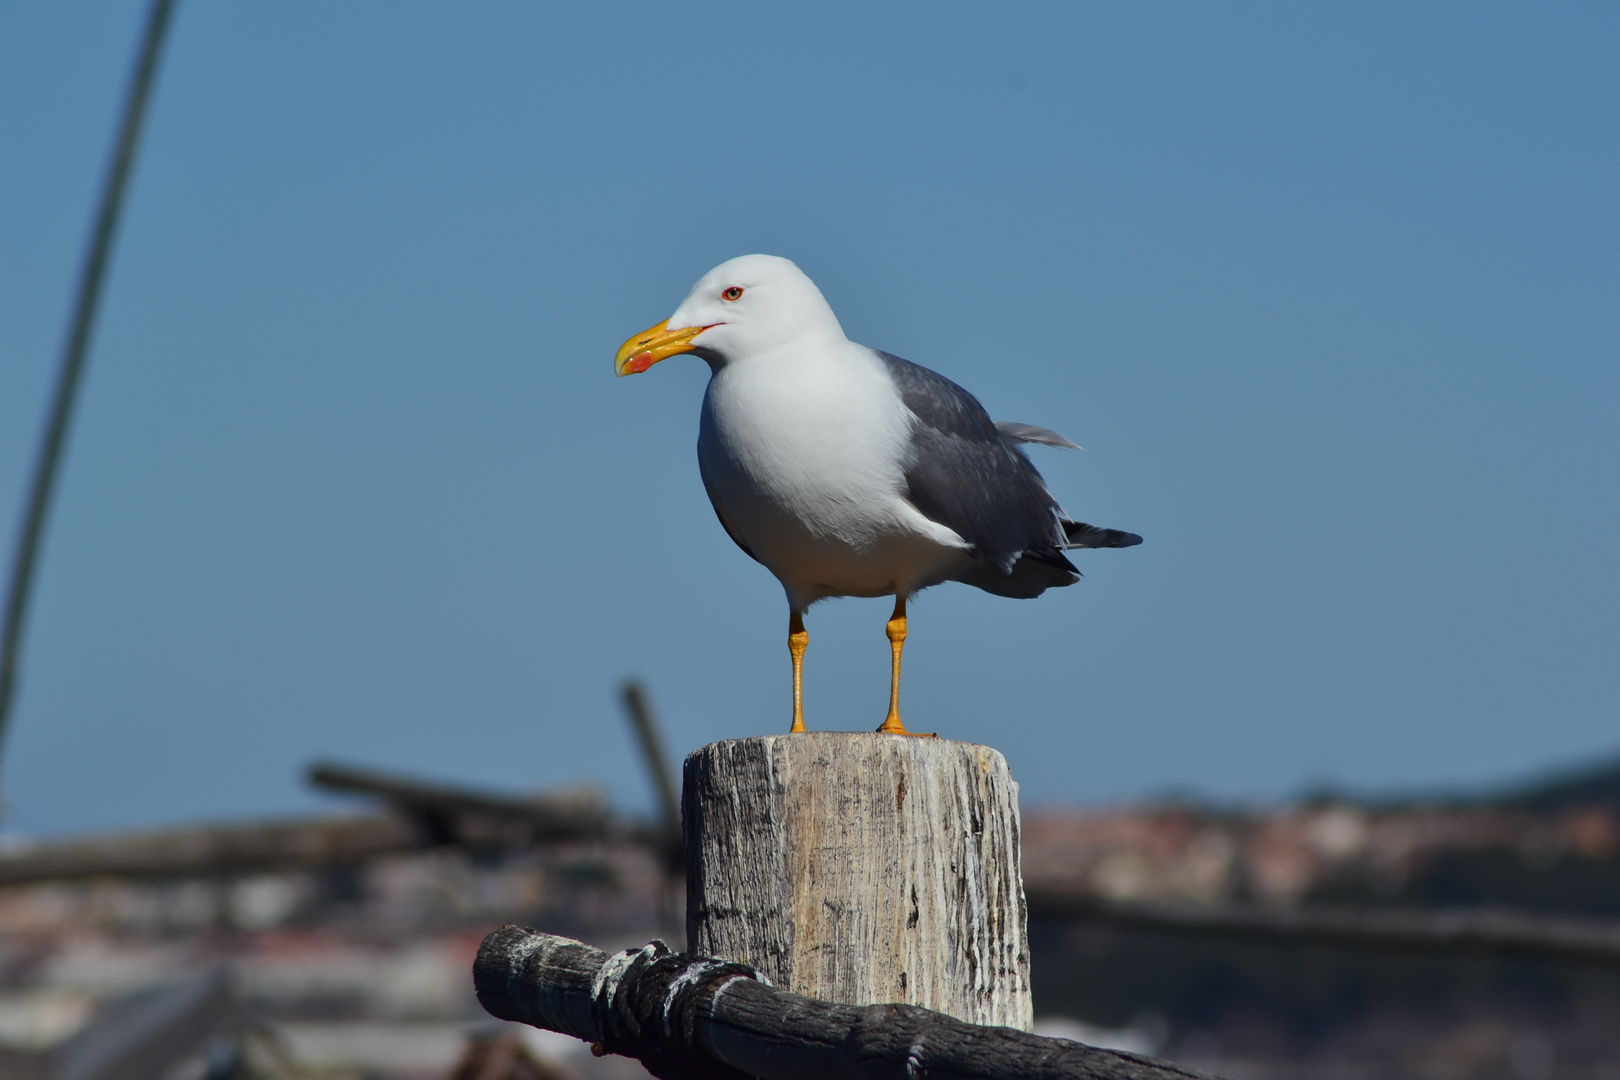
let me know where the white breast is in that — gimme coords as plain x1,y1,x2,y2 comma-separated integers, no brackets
698,342,972,607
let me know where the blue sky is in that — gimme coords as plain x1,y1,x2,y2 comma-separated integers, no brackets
1,3,1616,835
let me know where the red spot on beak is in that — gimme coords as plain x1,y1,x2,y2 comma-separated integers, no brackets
626,352,654,374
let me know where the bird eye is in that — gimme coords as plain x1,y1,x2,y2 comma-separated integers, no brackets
722,287,744,301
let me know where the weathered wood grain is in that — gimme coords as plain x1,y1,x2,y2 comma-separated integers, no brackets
683,733,1031,1029
474,925,1220,1080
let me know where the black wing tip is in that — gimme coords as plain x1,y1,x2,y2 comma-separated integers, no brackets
1062,521,1144,549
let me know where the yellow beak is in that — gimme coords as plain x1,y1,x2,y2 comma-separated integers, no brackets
614,320,709,377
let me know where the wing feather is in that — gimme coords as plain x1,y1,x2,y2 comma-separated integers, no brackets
995,421,1082,450
875,351,1069,576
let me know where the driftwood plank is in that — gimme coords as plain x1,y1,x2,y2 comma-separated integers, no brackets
474,925,1220,1080
684,733,1031,1029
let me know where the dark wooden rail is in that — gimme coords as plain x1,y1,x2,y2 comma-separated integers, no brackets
474,925,1219,1080
0,813,417,886
0,764,667,886
308,761,612,842
1026,889,1620,967
309,759,681,864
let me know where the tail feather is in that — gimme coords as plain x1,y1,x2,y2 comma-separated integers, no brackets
954,551,1079,599
953,525,1140,600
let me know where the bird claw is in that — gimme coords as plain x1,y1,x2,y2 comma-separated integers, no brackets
876,719,936,737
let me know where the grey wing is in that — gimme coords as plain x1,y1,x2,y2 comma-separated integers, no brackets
876,351,1074,577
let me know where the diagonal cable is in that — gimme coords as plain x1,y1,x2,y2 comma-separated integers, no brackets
0,0,181,788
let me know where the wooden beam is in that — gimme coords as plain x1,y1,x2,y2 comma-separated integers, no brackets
1026,890,1620,967
0,813,417,886
307,761,609,839
308,760,679,859
474,924,1219,1080
0,765,679,887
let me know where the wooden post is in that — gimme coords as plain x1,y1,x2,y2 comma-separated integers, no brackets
683,732,1031,1030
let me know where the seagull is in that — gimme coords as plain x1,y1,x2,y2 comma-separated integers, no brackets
614,255,1141,736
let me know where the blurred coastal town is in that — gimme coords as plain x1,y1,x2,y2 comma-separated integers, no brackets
4,746,1620,1080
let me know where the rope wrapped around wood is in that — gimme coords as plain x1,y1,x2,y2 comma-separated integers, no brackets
592,941,765,1079
474,925,1222,1080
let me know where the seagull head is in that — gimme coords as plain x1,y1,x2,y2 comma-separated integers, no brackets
615,254,846,376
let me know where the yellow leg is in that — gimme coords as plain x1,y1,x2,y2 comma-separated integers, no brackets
877,596,932,736
788,611,808,733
